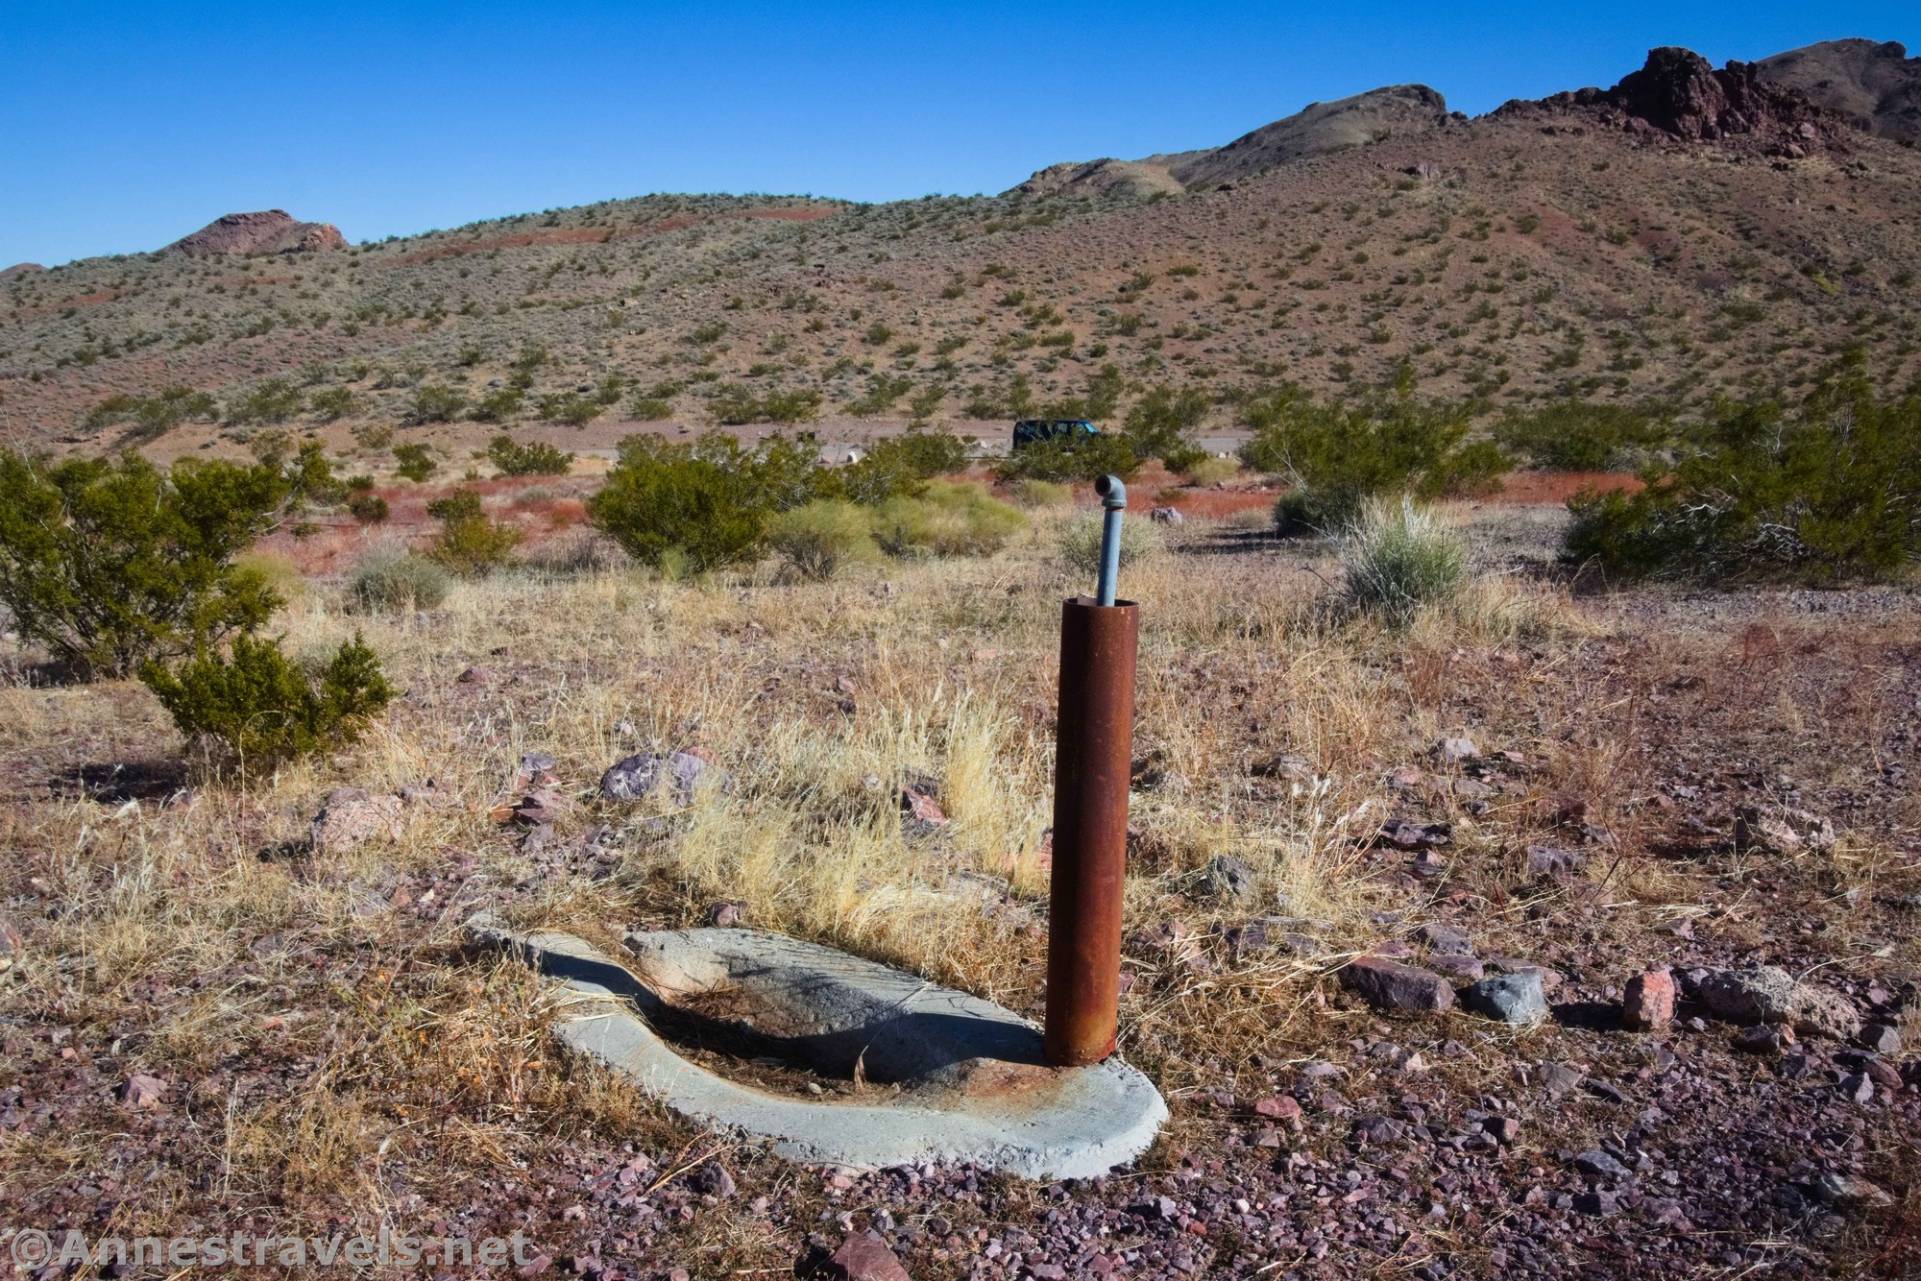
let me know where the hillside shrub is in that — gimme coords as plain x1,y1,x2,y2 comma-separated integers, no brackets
710,384,823,425
766,500,877,580
393,443,437,482
1564,378,1921,583
873,481,1026,557
141,631,393,764
487,434,574,476
0,451,287,677
1338,497,1467,626
407,383,468,425
348,549,451,612
1240,383,1509,532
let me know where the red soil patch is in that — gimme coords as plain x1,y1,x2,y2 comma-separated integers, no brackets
1487,470,1643,504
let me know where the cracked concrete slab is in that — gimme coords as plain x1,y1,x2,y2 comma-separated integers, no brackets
467,914,1166,1179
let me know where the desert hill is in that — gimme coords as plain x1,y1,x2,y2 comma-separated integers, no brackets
1013,85,1455,197
2,40,1918,460
1757,38,1921,143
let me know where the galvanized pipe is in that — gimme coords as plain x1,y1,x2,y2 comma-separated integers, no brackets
1093,474,1126,606
1044,475,1137,1068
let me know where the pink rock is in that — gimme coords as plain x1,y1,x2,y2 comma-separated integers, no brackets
826,1231,910,1281
1622,969,1676,1032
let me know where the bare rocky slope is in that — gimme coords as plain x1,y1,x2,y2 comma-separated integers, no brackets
1757,38,1921,144
2,40,1918,461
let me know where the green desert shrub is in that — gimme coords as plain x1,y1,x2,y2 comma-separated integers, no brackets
995,430,1139,484
710,384,823,425
392,443,437,483
589,434,775,571
1240,382,1508,531
426,490,522,576
1564,375,1921,583
1337,497,1467,627
1056,511,1164,577
1123,383,1210,471
839,428,970,504
0,451,288,677
873,481,1026,558
347,549,451,612
406,383,468,425
141,631,393,764
766,500,877,580
1495,402,1672,471
487,434,575,477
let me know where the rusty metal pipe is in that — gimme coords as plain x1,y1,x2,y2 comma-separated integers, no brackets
1043,593,1138,1067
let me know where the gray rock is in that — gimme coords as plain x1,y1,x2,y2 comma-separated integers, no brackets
1415,921,1473,954
1697,966,1861,1040
1196,854,1256,902
1147,506,1185,525
1433,736,1480,764
600,751,723,805
1574,1148,1631,1180
1340,956,1456,1014
1525,844,1584,880
1811,1172,1894,1209
1461,971,1549,1026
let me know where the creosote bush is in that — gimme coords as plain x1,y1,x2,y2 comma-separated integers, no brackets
1564,373,1921,583
141,632,394,765
1240,379,1508,532
426,490,523,576
589,434,791,572
487,434,575,477
1337,496,1467,627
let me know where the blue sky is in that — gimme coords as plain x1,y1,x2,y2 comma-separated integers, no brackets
2,2,1910,266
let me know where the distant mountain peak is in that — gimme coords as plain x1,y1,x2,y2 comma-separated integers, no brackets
165,210,346,256
1010,83,1452,197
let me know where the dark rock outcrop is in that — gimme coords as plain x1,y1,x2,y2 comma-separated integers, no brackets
1497,47,1837,155
165,210,346,256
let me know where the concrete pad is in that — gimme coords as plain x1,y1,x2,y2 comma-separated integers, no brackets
466,914,1166,1179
